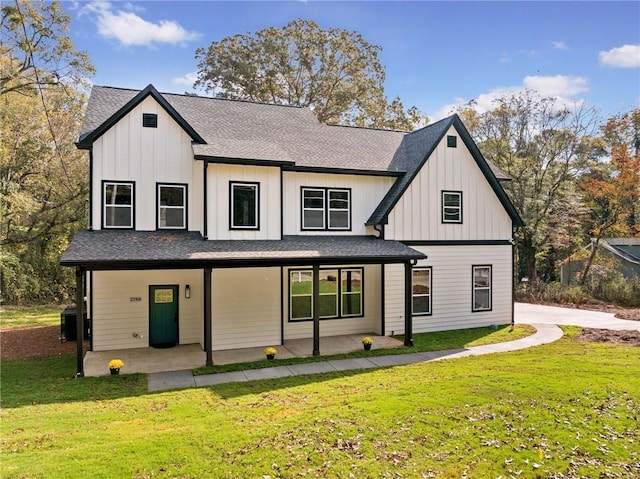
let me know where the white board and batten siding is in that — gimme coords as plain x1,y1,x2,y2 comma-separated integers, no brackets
210,267,281,350
283,265,382,340
384,245,513,335
91,270,203,351
282,172,395,236
206,164,281,240
386,126,512,242
90,96,203,233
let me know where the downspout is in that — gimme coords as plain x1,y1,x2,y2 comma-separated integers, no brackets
75,267,85,377
511,231,516,328
203,161,209,239
372,223,385,240
88,148,94,230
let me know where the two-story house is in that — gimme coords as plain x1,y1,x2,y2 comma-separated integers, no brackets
61,84,523,376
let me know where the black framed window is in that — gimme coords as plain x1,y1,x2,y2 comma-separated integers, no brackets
143,113,157,128
442,190,462,224
230,182,259,230
447,135,457,148
412,267,432,316
289,267,364,321
472,265,492,312
158,184,186,229
301,187,350,230
103,181,134,229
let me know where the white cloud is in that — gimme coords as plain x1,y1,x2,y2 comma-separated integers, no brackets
599,44,640,68
81,1,201,47
552,41,568,50
172,72,198,87
432,75,589,120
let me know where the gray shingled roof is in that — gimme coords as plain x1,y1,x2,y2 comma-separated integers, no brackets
61,230,425,269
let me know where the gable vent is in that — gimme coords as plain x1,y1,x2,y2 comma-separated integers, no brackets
143,113,158,128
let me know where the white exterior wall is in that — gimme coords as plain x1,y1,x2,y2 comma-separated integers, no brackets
91,270,203,351
386,126,512,241
211,267,281,350
283,264,381,340
91,96,203,233
283,172,394,235
206,164,281,240
385,245,513,335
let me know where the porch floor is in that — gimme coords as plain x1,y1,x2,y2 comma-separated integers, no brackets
83,334,404,377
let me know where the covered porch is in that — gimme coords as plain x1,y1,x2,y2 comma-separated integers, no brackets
61,231,424,377
83,333,405,376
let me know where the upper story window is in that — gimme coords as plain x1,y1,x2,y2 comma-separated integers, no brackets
447,135,457,148
230,182,259,230
103,181,134,229
301,187,351,231
412,267,432,316
472,265,492,312
442,190,462,224
143,113,157,128
158,184,186,229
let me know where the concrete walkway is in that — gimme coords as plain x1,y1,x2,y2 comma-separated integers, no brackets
148,303,639,392
148,322,563,392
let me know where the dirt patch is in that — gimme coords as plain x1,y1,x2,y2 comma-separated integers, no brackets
1,325,89,361
578,327,640,347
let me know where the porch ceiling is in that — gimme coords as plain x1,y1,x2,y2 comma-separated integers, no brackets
61,230,425,270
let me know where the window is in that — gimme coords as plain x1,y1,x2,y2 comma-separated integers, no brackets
301,187,351,230
158,184,186,229
412,267,432,316
442,191,462,223
472,265,492,312
143,113,157,128
103,181,134,228
289,267,364,321
447,135,457,148
230,182,259,229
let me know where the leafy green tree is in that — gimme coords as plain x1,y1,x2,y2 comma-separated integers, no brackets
195,19,426,130
1,0,93,304
460,91,600,281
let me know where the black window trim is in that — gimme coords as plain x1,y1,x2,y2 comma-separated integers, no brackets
412,266,433,317
102,180,135,230
447,135,457,148
229,181,260,230
142,113,158,128
288,266,364,322
301,186,352,231
472,264,492,312
441,190,463,224
156,182,188,230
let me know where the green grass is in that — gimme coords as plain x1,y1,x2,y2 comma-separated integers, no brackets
2,326,638,478
0,305,65,328
193,324,536,375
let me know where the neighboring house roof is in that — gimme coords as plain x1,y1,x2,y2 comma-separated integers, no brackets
60,231,426,270
591,238,640,265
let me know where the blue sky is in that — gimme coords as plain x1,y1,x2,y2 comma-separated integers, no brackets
68,1,640,121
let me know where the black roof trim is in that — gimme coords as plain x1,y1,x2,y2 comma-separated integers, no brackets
282,165,404,177
194,155,294,168
76,84,206,149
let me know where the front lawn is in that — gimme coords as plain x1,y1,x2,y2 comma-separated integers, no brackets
2,327,638,478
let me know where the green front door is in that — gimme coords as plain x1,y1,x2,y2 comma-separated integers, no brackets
149,285,179,347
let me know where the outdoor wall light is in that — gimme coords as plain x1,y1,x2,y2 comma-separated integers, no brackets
185,284,191,299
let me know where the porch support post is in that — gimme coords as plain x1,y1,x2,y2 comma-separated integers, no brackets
404,261,414,347
204,267,213,366
312,264,320,356
75,267,85,377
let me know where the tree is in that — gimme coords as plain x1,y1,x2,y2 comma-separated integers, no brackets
1,0,94,95
195,19,426,130
0,0,93,303
578,109,640,284
459,91,600,282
